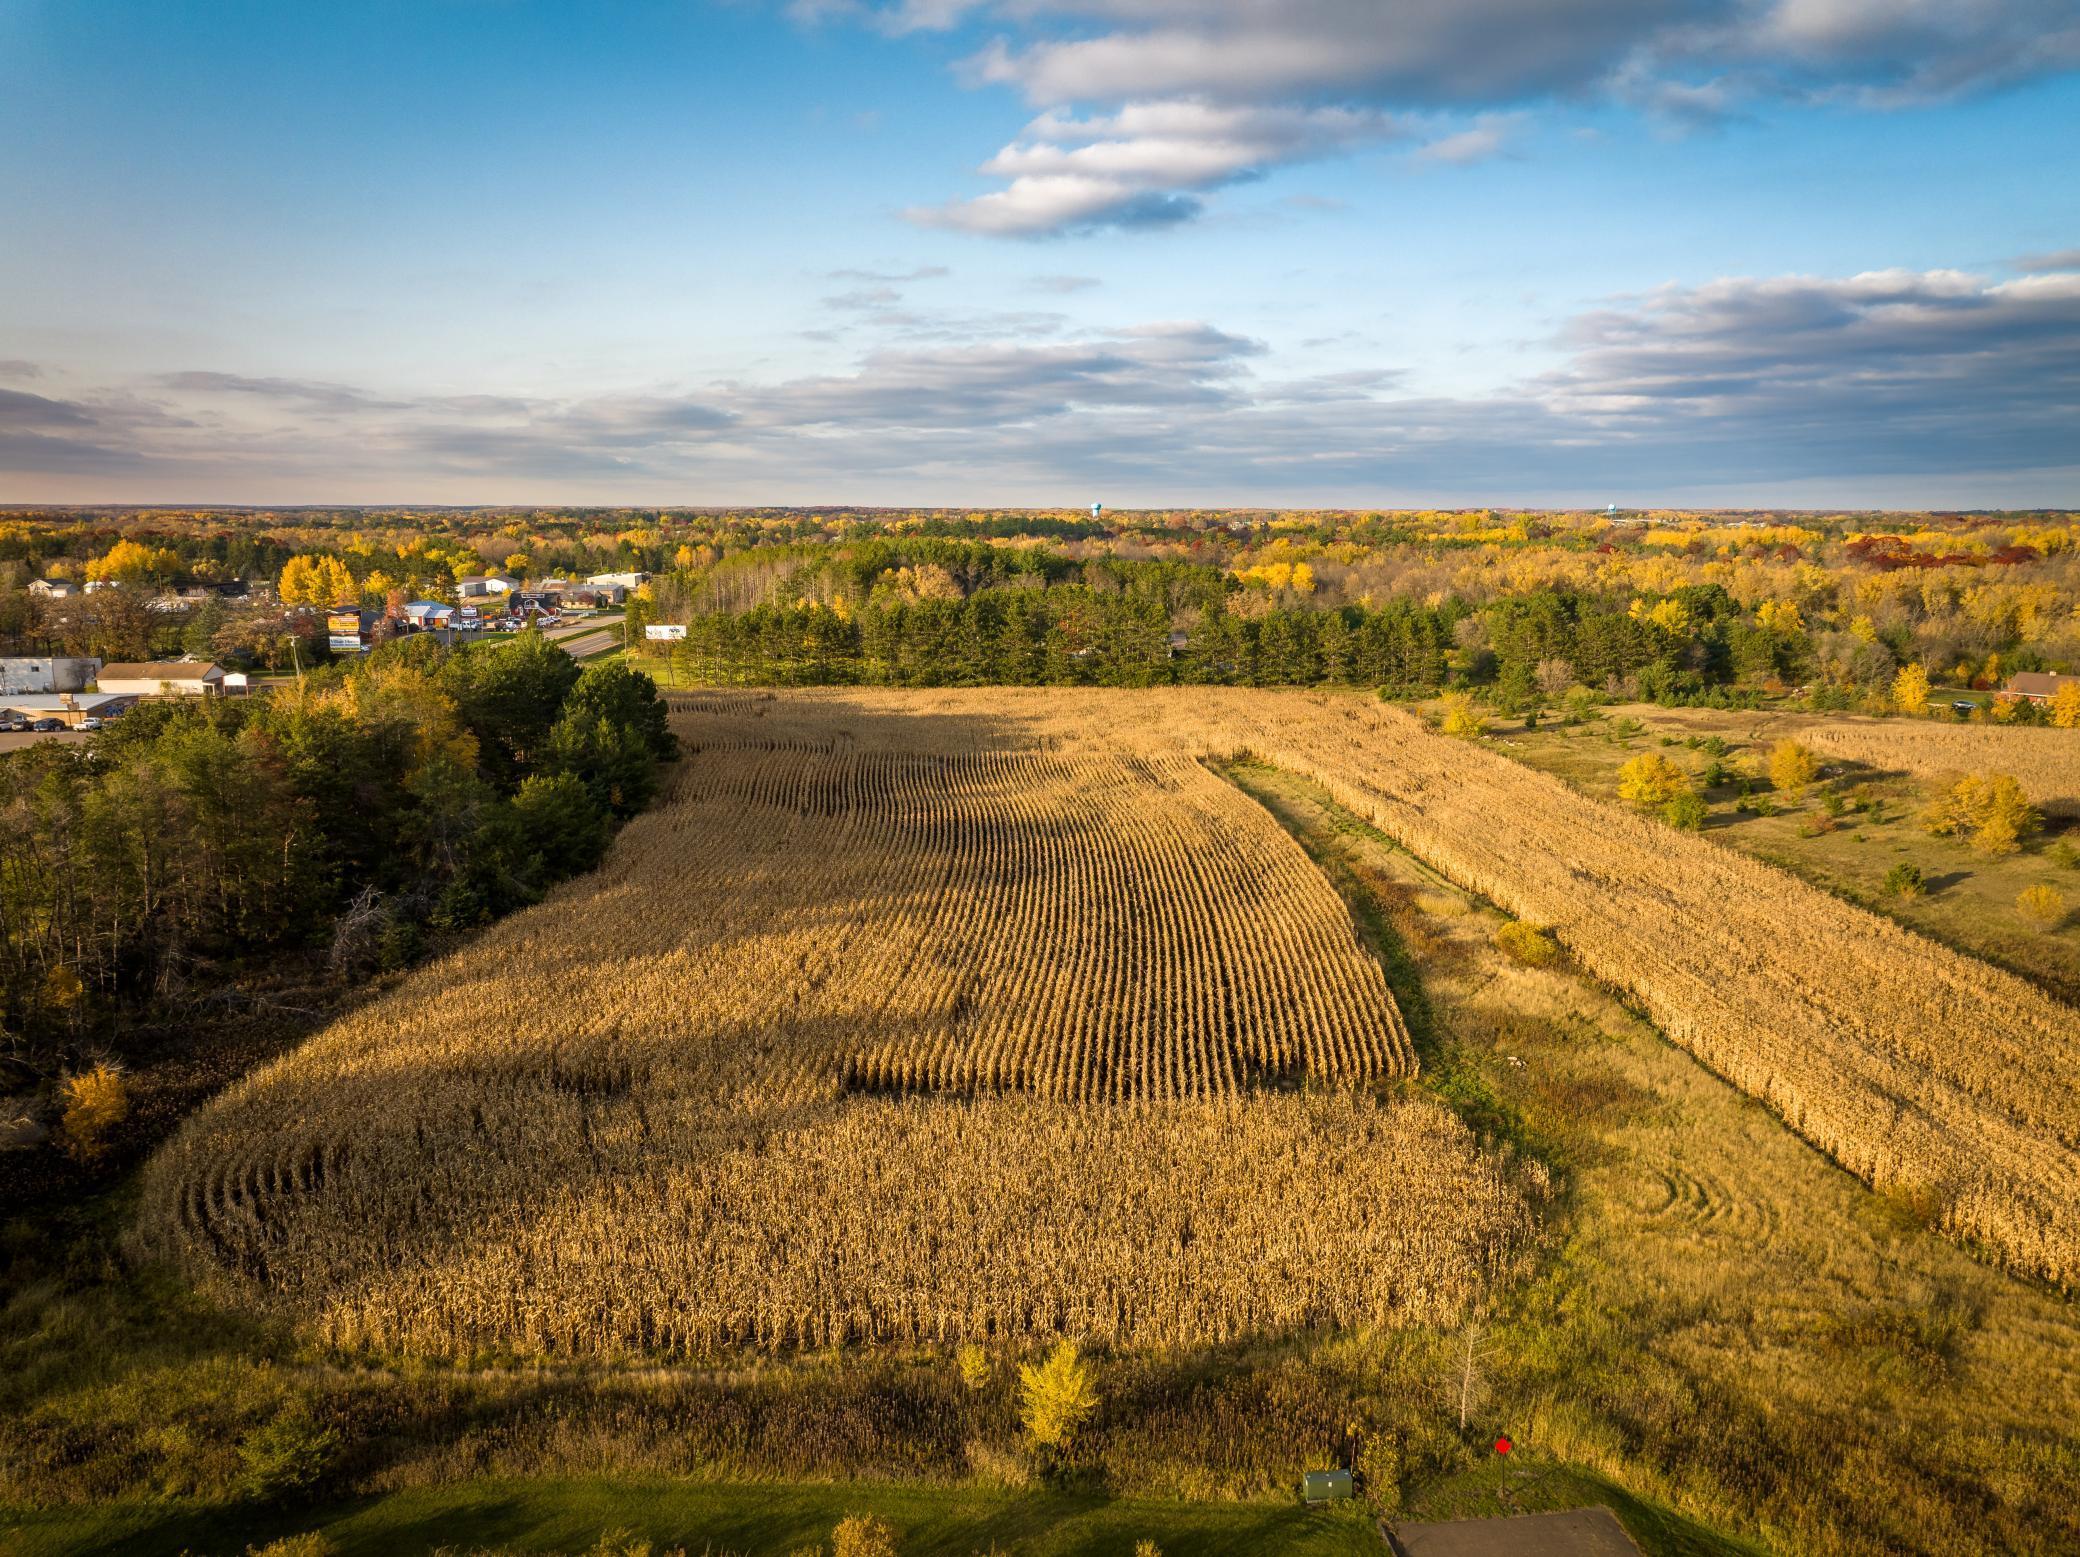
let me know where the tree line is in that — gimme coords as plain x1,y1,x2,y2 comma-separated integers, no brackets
663,592,1460,690
0,634,676,1071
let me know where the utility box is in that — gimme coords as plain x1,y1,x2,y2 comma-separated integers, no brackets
1302,1469,1353,1504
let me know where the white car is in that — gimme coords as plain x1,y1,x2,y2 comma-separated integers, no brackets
79,717,103,731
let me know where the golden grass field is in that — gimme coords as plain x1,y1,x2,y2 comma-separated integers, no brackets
1620,702,2080,815
142,687,2080,1361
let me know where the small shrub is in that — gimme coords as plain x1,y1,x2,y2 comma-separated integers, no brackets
1135,1543,1164,1557
1437,691,1487,739
2017,885,2068,929
1821,790,1847,817
2048,841,2079,870
1662,791,1709,831
832,1512,899,1557
55,1064,129,1163
1884,862,1924,899
1019,1340,1100,1449
956,1341,992,1390
1797,812,1837,838
237,1403,340,1504
1494,921,1562,968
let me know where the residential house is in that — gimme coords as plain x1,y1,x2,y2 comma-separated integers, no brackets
402,600,457,629
95,661,227,697
26,578,78,599
2005,671,2079,704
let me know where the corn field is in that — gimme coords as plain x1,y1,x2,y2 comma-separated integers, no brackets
139,691,1513,1357
143,686,2080,1357
1221,691,2080,1286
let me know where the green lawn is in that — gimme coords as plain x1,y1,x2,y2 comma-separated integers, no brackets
1,1477,1385,1557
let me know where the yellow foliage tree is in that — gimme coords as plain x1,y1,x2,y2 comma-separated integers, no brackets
280,555,358,608
1923,772,2040,856
1756,599,1804,635
1437,691,1486,739
1019,1340,1099,1448
57,1064,129,1162
86,539,182,585
1617,751,1691,808
2017,885,2067,929
1892,663,1931,716
1768,739,1819,800
2050,682,2080,729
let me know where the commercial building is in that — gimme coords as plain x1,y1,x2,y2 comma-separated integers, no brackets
0,657,100,695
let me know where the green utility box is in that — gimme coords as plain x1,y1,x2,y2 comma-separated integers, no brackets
1302,1468,1353,1504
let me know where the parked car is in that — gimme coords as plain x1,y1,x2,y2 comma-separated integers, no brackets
29,718,64,731
0,715,27,732
78,716,102,730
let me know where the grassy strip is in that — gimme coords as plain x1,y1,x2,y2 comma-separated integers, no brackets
0,1477,1384,1557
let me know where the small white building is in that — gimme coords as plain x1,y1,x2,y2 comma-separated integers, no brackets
27,579,78,599
402,600,456,628
586,571,649,591
96,661,227,697
456,574,519,598
0,657,100,695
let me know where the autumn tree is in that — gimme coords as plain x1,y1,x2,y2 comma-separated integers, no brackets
1618,751,1691,808
2051,681,2080,729
1892,663,1931,716
1437,691,1486,738
1019,1339,1099,1448
1923,772,2040,856
56,1064,129,1162
1768,739,1819,800
280,555,357,607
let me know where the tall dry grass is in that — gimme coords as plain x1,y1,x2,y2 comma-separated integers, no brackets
144,686,2080,1360
138,692,1515,1357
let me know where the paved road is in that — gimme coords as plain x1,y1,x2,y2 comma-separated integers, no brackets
555,629,624,659
0,729,89,754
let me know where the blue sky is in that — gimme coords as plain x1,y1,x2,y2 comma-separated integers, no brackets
1,0,2076,506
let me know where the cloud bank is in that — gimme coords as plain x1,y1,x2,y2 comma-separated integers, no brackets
822,1,2080,234
4,267,2076,503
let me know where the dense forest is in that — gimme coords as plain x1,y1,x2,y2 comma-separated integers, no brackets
7,504,2073,712
0,635,676,1077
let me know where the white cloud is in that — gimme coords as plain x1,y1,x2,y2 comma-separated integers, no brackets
812,1,2079,234
1412,115,1522,166
907,101,1402,235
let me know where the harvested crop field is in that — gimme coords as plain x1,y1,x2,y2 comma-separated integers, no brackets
139,693,1511,1357
144,687,2080,1360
